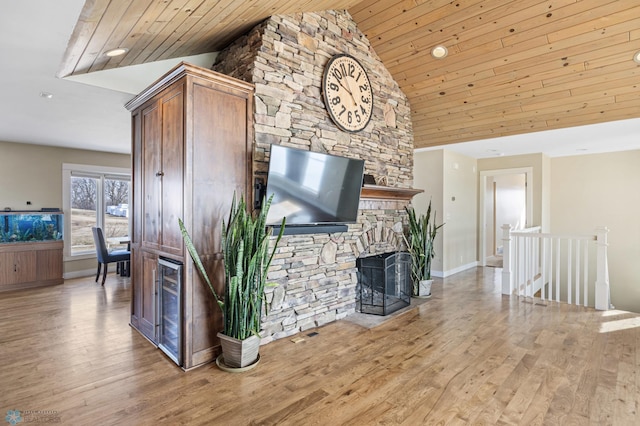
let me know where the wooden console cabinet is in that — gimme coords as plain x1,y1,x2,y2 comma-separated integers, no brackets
126,62,254,370
0,241,63,291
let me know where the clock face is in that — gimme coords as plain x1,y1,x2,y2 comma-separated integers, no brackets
322,54,373,132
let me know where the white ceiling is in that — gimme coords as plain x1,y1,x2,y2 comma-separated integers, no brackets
2,0,640,158
419,117,640,159
1,0,131,154
0,0,215,155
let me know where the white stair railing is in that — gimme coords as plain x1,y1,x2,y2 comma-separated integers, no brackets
501,225,611,310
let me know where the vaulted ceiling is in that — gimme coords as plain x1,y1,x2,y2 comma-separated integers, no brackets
57,0,640,149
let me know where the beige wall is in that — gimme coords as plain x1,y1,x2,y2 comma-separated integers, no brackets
0,141,130,276
413,150,444,274
413,150,444,213
541,154,551,231
478,153,550,230
550,150,640,313
413,149,477,276
443,151,478,273
417,148,639,313
485,177,495,255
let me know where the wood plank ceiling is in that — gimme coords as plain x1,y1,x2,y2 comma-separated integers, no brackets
60,0,640,149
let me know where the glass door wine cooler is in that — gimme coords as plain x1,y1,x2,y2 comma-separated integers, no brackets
158,257,183,366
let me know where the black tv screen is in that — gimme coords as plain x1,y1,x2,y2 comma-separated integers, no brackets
265,145,365,226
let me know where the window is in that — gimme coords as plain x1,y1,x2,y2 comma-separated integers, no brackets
62,164,131,259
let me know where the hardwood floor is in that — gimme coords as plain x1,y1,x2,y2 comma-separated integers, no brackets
1,267,638,425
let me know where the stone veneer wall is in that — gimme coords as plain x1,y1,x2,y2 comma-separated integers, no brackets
212,10,415,343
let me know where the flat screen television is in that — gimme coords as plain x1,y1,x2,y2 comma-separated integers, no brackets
265,145,365,229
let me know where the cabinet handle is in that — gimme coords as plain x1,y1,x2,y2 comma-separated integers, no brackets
153,268,158,295
156,171,164,177
153,268,159,330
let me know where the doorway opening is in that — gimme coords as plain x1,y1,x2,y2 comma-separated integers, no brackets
479,167,533,268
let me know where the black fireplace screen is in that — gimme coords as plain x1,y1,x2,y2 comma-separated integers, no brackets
356,252,411,316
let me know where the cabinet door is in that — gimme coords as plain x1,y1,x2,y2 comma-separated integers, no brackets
159,86,184,256
141,101,162,251
138,251,159,343
191,83,251,256
36,247,63,282
1,251,37,285
0,253,11,287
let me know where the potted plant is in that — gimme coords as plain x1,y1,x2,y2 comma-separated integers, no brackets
179,193,285,370
404,200,444,298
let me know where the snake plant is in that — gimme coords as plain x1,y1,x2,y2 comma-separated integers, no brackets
179,193,285,340
403,200,444,293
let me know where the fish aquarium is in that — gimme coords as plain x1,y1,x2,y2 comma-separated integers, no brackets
0,210,64,244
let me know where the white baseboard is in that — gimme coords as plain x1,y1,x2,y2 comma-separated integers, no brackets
431,261,479,278
63,269,96,280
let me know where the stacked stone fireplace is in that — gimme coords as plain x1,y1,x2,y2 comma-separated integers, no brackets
212,10,415,343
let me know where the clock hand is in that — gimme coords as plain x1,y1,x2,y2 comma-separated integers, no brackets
337,78,352,94
346,77,360,108
336,78,357,106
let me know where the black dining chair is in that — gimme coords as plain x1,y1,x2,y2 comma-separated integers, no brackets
92,227,131,286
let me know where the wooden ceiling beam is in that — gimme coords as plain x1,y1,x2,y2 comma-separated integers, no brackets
57,0,110,78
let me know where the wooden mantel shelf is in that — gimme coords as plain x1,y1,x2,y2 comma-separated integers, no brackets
360,185,424,201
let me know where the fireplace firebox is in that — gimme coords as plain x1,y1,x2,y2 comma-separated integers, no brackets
356,252,412,316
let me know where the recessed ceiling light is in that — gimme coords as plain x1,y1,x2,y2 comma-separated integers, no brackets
431,45,448,59
39,91,53,99
105,48,129,57
634,50,640,64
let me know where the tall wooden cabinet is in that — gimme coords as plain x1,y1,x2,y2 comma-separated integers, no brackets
126,62,254,370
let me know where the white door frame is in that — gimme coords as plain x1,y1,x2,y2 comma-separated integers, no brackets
479,167,533,267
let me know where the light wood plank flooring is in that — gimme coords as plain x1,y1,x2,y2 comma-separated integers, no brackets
1,267,638,425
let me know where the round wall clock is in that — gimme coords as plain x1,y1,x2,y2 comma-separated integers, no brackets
322,54,373,132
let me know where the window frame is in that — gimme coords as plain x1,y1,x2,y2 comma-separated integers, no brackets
62,163,131,261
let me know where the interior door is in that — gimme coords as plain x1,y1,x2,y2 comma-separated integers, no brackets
493,173,527,255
